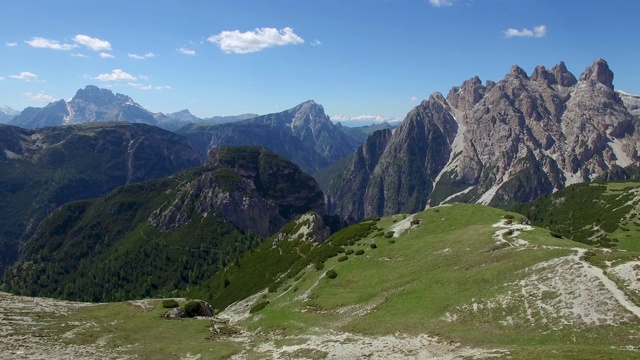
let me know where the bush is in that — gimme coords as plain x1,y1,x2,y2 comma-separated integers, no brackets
374,231,385,238
550,232,563,239
384,231,394,238
162,299,179,308
183,300,202,317
410,219,421,225
345,249,354,255
325,269,338,279
504,214,515,219
314,262,324,271
338,255,348,262
370,243,377,249
355,249,365,255
250,301,270,313
388,239,396,244
336,247,346,253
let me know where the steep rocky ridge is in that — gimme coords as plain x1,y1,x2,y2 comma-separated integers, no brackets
178,101,359,173
0,122,201,275
2,146,326,301
326,59,640,220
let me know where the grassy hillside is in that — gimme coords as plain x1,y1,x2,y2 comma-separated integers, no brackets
513,181,640,251
2,203,638,359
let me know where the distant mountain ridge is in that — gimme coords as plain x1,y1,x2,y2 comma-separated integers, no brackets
167,109,259,125
8,86,258,131
326,59,640,220
179,100,360,173
0,105,19,124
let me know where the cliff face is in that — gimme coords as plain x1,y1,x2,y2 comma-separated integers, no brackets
327,59,640,220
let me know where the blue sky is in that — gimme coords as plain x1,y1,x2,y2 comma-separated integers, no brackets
1,0,639,122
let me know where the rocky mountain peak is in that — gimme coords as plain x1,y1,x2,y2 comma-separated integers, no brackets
446,76,485,112
510,65,529,79
73,85,121,107
551,61,578,87
530,65,556,85
579,58,614,89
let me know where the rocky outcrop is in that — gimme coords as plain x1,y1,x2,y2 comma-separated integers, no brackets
149,146,325,237
326,59,640,220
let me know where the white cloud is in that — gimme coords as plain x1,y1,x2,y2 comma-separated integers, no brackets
429,0,455,7
208,27,304,54
71,53,89,58
73,34,112,51
0,76,4,81
6,42,17,47
504,25,547,38
25,37,77,50
100,52,115,58
410,96,419,102
25,91,56,103
177,47,196,56
311,39,322,46
128,52,156,60
95,69,135,81
10,72,39,82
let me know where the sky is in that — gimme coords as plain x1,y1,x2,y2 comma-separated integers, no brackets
1,0,639,123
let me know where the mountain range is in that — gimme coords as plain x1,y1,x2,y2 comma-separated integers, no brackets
324,59,640,220
3,146,328,301
178,100,360,173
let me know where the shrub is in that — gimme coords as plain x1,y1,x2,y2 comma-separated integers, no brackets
550,232,563,239
410,219,421,225
355,249,365,255
384,231,394,238
338,255,348,262
162,299,179,308
314,262,324,271
370,243,377,249
325,269,338,279
374,231,385,238
504,219,513,225
345,249,354,255
505,229,514,236
388,239,396,244
336,247,346,253
183,300,202,317
503,214,515,219
348,240,355,246
250,301,270,313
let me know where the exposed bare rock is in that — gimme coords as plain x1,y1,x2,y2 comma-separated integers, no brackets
325,59,640,220
579,58,614,89
551,61,578,87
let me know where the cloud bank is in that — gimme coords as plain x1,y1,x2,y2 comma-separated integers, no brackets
95,69,135,81
177,48,196,56
208,27,304,54
504,25,547,38
429,0,455,7
10,72,39,82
